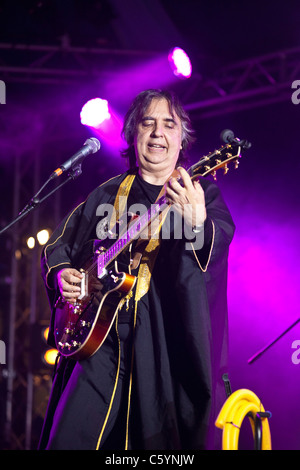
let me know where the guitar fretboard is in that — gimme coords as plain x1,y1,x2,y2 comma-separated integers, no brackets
97,194,168,275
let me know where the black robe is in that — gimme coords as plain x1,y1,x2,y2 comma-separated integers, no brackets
38,169,235,450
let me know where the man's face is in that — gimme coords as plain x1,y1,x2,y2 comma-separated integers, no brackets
134,98,183,177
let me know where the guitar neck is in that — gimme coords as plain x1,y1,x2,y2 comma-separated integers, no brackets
98,194,169,271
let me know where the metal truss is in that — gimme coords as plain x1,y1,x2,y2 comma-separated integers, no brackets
1,42,299,117
184,47,300,118
0,113,66,450
0,42,156,85
1,145,42,450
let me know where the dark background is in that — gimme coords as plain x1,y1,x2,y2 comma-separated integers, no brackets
0,0,299,450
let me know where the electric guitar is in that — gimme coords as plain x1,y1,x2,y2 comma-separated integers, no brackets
53,135,250,360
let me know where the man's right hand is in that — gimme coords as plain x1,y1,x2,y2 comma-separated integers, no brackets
57,268,83,303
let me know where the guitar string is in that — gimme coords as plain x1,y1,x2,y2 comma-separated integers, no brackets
81,146,239,279
83,196,168,277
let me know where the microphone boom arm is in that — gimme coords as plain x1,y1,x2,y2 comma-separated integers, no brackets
0,137,100,236
0,163,83,236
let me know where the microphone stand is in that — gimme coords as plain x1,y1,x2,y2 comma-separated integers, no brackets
0,164,82,236
248,317,300,364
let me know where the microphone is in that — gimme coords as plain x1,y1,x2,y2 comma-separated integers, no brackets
220,129,235,144
50,137,101,179
220,129,252,149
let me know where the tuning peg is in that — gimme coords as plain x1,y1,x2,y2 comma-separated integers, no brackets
95,246,105,255
212,170,217,181
204,165,210,171
223,164,229,175
234,159,240,169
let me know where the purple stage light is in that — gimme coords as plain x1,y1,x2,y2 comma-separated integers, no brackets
168,47,192,79
81,98,124,157
80,98,111,128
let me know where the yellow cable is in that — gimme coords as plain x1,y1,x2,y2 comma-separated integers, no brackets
215,389,272,450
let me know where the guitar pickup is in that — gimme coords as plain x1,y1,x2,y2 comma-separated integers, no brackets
97,252,108,279
98,266,108,280
78,270,88,300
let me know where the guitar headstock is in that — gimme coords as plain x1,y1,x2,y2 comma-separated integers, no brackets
188,134,250,181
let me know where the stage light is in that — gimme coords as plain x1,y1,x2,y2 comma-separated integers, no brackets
27,236,35,249
168,47,192,79
30,323,58,372
37,229,50,246
81,99,124,155
15,249,22,260
80,98,111,128
41,327,58,366
42,326,50,342
42,348,58,366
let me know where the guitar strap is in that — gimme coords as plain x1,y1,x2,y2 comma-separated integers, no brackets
109,172,136,231
110,171,170,304
133,195,169,302
133,169,183,301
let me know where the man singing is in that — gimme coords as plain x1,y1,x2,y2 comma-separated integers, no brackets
38,89,235,450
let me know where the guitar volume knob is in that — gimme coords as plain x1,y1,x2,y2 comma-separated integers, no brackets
73,305,81,315
58,341,70,349
64,327,74,335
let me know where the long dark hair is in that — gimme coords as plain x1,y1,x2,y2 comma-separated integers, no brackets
121,89,195,170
